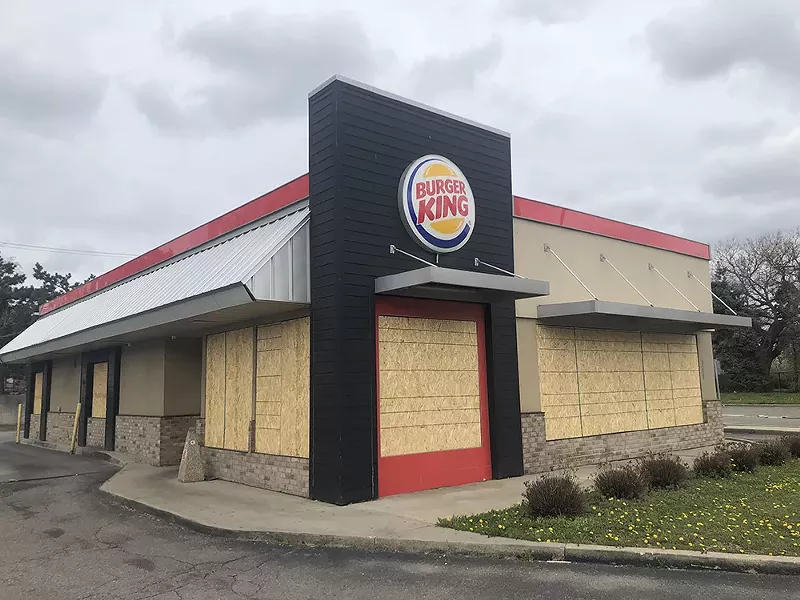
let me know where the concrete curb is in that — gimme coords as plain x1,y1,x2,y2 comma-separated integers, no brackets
724,426,800,435
101,489,800,575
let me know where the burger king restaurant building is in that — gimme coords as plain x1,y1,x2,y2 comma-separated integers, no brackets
1,77,750,505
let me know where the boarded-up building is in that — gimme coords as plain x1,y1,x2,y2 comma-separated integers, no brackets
1,76,750,504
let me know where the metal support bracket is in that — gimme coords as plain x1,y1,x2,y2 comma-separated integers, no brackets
389,244,437,268
649,264,699,311
687,271,738,316
474,257,523,278
600,254,653,306
544,244,598,300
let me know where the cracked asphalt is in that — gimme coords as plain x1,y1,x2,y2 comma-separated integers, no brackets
1,438,799,599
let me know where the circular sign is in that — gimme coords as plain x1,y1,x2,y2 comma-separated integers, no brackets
398,155,475,253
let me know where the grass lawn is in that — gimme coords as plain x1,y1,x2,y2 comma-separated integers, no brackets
721,392,800,405
439,461,800,556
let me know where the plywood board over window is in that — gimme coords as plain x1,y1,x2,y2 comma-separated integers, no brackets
203,327,253,452
91,363,108,418
537,326,703,440
204,333,226,449
255,317,310,458
378,316,482,457
32,372,43,416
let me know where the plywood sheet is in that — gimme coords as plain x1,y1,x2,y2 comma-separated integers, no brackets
576,339,642,352
648,409,677,429
32,372,43,416
578,372,645,393
223,327,253,452
539,402,581,419
204,333,226,449
642,352,671,372
279,317,310,457
539,372,579,395
380,369,479,399
644,371,672,391
675,406,704,426
378,327,476,346
380,408,480,428
255,428,280,455
91,363,108,418
540,393,580,408
379,316,481,457
670,370,702,390
668,351,700,372
379,341,478,371
574,329,642,343
381,395,479,413
538,348,578,373
380,423,482,456
577,350,642,372
545,416,583,440
255,318,311,458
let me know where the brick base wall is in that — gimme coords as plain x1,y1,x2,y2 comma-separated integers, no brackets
203,447,309,497
160,416,199,466
29,416,40,440
46,412,74,446
87,417,106,448
114,415,199,466
194,418,308,497
522,401,724,474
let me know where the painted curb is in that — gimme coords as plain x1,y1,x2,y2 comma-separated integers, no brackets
101,489,800,575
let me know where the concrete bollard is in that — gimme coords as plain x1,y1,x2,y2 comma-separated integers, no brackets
178,430,204,483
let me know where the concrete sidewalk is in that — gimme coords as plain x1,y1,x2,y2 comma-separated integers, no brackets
101,445,718,539
98,448,800,574
100,463,543,550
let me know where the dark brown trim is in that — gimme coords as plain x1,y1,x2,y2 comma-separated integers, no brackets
105,347,121,451
39,361,52,441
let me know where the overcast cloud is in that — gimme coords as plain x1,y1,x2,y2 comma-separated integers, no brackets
1,0,799,281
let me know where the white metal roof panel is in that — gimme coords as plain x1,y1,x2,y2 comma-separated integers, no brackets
0,207,309,358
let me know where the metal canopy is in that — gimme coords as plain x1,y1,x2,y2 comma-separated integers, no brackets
0,207,310,363
536,300,752,334
375,266,550,303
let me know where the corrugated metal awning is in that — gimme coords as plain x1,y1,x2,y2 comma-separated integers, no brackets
0,206,310,363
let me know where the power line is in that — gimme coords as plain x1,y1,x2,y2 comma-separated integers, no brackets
0,241,136,259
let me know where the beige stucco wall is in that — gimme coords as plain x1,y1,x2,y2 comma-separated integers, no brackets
50,356,80,413
164,338,202,417
515,218,718,413
119,340,166,416
514,219,712,315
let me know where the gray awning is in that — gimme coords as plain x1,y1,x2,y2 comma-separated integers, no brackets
536,300,752,333
375,266,550,303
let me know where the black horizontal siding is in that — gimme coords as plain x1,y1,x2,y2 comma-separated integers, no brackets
309,79,522,504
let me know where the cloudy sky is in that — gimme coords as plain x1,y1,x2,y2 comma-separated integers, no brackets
1,0,799,281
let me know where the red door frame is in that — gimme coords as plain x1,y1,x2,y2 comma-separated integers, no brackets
375,296,492,497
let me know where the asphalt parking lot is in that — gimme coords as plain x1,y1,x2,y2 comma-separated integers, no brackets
1,436,798,599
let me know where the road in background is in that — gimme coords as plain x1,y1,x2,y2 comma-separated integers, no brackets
723,404,800,428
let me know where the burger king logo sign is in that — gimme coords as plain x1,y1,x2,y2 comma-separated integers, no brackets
398,155,475,253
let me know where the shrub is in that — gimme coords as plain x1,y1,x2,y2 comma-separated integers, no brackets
781,435,800,459
693,448,733,478
593,464,648,500
637,454,689,490
727,444,760,473
523,473,586,518
756,439,791,466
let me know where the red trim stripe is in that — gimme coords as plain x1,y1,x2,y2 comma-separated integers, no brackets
513,195,710,260
40,174,310,315
42,175,709,314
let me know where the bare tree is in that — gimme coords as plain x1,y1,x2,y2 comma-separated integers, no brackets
713,229,800,380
